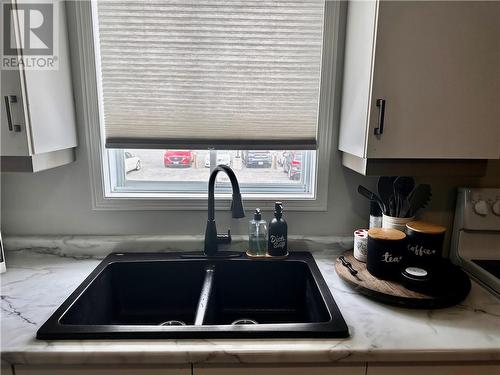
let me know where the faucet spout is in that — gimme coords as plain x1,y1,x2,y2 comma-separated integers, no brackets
204,165,245,256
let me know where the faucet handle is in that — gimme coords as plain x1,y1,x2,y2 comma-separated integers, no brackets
217,229,232,245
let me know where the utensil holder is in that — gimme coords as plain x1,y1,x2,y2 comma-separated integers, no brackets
382,214,415,232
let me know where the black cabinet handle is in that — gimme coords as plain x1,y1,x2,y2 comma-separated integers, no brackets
4,95,16,131
374,98,386,135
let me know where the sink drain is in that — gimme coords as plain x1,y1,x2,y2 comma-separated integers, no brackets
159,320,186,326
231,319,258,325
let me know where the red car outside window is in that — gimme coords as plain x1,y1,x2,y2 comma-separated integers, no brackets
163,150,193,167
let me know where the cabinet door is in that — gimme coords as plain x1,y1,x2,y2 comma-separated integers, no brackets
23,0,78,154
338,0,378,158
1,0,31,157
194,364,365,375
1,0,77,158
367,363,500,375
1,61,30,156
15,365,190,375
367,1,500,159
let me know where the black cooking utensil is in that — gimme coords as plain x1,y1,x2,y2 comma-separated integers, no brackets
389,195,396,217
394,176,415,217
357,185,385,213
407,184,432,217
378,176,396,215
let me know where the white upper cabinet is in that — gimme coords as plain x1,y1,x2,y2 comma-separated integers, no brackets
339,0,500,173
1,0,77,172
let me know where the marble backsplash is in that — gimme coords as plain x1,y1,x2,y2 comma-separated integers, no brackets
3,235,354,259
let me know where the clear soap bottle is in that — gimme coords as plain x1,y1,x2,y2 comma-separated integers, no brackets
248,208,268,257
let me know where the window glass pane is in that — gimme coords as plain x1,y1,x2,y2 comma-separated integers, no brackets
111,149,315,196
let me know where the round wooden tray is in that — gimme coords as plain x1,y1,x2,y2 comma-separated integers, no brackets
335,251,471,309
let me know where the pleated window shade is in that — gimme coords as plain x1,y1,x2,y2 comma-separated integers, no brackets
95,0,325,150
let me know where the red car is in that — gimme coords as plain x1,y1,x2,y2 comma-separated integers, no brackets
283,152,303,180
163,150,193,167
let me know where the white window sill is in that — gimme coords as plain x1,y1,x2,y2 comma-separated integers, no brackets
93,194,324,212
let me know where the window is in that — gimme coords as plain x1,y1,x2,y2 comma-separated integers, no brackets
72,0,342,209
109,148,316,198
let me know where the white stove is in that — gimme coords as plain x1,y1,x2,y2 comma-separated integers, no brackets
451,188,500,298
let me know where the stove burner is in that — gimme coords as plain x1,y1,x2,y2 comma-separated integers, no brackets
231,319,258,325
159,320,186,326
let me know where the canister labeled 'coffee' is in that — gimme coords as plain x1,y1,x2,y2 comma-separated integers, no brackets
367,228,406,280
405,221,446,267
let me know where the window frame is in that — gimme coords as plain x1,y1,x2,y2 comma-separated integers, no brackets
67,0,344,211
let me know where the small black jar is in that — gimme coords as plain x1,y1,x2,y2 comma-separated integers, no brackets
367,228,407,280
405,221,446,267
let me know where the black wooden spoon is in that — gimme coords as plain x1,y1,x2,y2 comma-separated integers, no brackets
378,176,396,215
393,176,415,217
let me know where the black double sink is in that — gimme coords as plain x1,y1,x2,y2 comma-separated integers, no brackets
37,252,348,339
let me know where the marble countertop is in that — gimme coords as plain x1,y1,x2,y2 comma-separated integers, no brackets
1,246,499,366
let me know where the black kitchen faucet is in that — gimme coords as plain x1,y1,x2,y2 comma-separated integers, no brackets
204,165,245,256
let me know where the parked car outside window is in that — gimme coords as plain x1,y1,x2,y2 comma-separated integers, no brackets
124,151,141,173
163,150,193,167
242,150,272,168
204,151,232,168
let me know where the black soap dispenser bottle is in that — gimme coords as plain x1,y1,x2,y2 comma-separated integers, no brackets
268,202,288,257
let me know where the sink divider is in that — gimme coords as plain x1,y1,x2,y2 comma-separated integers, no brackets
194,265,216,325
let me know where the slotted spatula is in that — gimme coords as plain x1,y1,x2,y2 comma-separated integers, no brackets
357,185,386,214
406,184,432,217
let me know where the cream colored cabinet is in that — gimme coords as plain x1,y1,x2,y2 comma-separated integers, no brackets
1,0,77,172
338,0,500,175
14,365,190,375
367,363,500,375
194,364,366,375
12,362,500,375
1,364,13,375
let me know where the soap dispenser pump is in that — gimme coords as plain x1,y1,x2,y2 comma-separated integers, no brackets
247,208,268,257
268,202,288,257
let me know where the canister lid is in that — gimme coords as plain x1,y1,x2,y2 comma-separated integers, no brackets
406,221,446,234
401,266,432,293
402,266,429,280
367,228,406,241
354,229,368,238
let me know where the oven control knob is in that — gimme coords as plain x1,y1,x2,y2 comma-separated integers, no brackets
473,200,489,216
492,200,500,216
